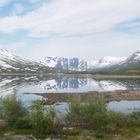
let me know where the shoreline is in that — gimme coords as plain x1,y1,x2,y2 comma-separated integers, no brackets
24,89,140,105
0,73,140,80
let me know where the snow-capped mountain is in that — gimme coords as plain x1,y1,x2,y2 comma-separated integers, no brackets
106,51,140,71
121,51,140,68
89,51,140,71
41,52,140,72
0,47,139,73
41,56,58,68
0,48,50,73
89,56,126,68
40,56,87,71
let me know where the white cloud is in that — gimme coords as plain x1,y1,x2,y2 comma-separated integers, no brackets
0,0,140,61
0,0,9,6
0,0,139,37
0,42,31,59
1,31,140,61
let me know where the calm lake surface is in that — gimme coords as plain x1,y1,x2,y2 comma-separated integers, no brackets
0,75,140,113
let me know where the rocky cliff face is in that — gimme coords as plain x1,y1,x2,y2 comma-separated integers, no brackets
40,56,87,71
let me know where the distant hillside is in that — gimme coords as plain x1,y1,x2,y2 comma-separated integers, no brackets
0,48,54,74
89,51,140,74
0,47,140,75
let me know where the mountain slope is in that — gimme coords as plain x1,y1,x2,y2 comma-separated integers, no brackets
120,51,140,68
1,48,139,74
0,48,50,73
89,56,126,68
91,51,140,74
40,56,87,71
40,52,140,73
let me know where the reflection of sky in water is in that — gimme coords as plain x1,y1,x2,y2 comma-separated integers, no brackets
16,92,42,106
60,101,140,114
39,101,140,114
107,101,140,113
44,102,68,116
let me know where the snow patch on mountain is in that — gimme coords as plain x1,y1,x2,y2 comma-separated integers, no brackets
0,48,16,60
92,56,126,68
40,56,87,71
0,47,49,72
99,56,126,67
41,57,58,68
126,51,140,62
89,56,126,69
132,51,140,60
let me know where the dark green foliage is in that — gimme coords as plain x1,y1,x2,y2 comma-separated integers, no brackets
106,111,128,134
66,97,140,137
128,111,140,126
13,117,32,129
0,95,140,139
108,111,128,128
67,97,108,131
30,101,56,139
0,95,28,128
0,96,59,139
80,130,95,137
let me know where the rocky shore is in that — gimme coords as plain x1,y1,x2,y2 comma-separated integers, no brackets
27,89,140,105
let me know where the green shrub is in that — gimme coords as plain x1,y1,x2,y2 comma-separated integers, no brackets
128,111,140,126
13,117,32,129
0,96,62,138
0,95,28,128
81,130,95,137
106,111,128,134
67,97,108,131
30,101,56,139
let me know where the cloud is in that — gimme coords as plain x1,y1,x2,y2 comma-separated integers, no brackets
0,0,140,38
0,0,9,6
1,31,140,61
0,42,31,59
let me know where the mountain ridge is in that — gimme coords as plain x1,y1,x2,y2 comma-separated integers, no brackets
0,47,139,74
40,56,88,71
0,48,51,73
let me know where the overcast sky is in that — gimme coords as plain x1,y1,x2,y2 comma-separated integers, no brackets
0,0,140,61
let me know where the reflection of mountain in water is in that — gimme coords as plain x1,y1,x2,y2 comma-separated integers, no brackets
0,76,88,96
0,76,140,97
40,77,87,91
0,76,48,97
99,80,140,91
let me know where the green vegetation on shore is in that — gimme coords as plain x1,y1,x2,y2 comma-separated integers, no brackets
0,95,140,139
91,67,140,75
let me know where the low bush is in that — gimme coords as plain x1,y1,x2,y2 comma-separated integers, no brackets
0,95,28,128
0,95,140,139
67,97,108,131
13,117,32,129
30,101,56,139
128,111,140,126
106,111,128,134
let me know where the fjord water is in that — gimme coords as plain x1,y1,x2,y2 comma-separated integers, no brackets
0,75,140,113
